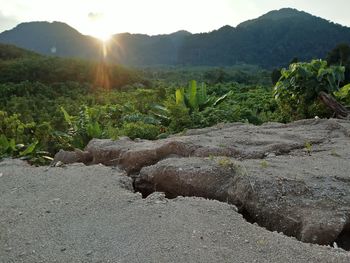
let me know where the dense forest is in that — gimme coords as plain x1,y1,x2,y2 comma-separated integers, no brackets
1,9,350,68
1,42,350,164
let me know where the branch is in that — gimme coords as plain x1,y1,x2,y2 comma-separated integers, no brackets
318,91,350,119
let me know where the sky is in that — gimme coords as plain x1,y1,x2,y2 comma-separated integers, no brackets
0,0,349,40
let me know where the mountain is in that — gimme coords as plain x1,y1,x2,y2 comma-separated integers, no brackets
238,8,311,27
1,8,350,68
109,30,192,65
0,21,102,59
176,8,350,67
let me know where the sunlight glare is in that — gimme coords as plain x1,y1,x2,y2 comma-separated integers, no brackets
94,31,112,42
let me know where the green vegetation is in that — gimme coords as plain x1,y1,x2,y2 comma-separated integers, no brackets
1,43,350,165
260,160,269,169
305,141,312,156
217,157,237,169
175,80,232,112
274,59,346,121
327,43,350,84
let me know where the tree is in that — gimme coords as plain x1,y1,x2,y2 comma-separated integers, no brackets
326,43,350,84
289,57,299,64
274,59,347,120
271,68,281,85
326,43,350,66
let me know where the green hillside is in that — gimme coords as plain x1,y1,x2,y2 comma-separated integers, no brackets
1,9,350,68
0,43,39,60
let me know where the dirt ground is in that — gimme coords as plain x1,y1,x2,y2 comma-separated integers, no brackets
1,159,349,263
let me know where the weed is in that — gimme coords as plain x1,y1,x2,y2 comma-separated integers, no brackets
260,160,268,168
178,128,188,136
217,157,236,169
331,149,341,157
305,141,312,155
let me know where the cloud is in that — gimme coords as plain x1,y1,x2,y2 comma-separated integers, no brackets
88,12,104,21
0,11,18,33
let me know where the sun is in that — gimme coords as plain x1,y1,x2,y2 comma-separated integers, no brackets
94,31,112,42
87,16,114,42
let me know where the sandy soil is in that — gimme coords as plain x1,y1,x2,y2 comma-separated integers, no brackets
1,159,349,263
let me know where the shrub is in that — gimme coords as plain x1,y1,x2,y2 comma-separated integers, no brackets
274,60,344,119
121,122,161,140
166,103,192,133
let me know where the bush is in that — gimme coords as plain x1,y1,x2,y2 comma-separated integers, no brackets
121,122,161,140
274,60,344,120
166,103,192,133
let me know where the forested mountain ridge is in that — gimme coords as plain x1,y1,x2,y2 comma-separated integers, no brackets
0,21,102,59
1,8,350,68
0,43,40,60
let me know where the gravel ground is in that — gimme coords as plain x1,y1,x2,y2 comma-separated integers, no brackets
0,159,349,263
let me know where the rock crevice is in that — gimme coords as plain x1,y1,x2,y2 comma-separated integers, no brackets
53,118,350,249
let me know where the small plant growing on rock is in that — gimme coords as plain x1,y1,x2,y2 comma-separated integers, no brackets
331,149,341,157
260,160,269,168
217,157,235,169
305,141,312,156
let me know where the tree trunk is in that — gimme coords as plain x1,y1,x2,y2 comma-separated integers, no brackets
318,91,350,119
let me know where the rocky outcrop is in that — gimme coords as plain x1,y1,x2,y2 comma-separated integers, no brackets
53,148,92,165
135,154,350,247
54,119,345,170
84,137,198,174
53,118,350,248
135,157,239,199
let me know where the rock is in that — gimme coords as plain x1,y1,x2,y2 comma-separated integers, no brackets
265,152,276,158
52,149,92,165
0,158,29,167
134,119,350,246
84,137,198,174
51,118,350,247
135,157,240,200
55,118,348,173
136,151,350,246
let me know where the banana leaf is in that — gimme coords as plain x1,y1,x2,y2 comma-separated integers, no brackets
213,90,234,107
175,88,185,105
187,80,198,110
19,140,38,156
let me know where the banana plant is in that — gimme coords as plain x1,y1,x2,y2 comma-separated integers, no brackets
175,80,233,112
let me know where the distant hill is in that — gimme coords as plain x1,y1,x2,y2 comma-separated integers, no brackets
0,22,101,59
0,43,40,60
0,43,143,88
1,8,350,68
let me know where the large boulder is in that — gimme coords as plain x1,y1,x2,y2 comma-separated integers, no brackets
135,157,238,199
84,137,198,174
135,149,350,247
